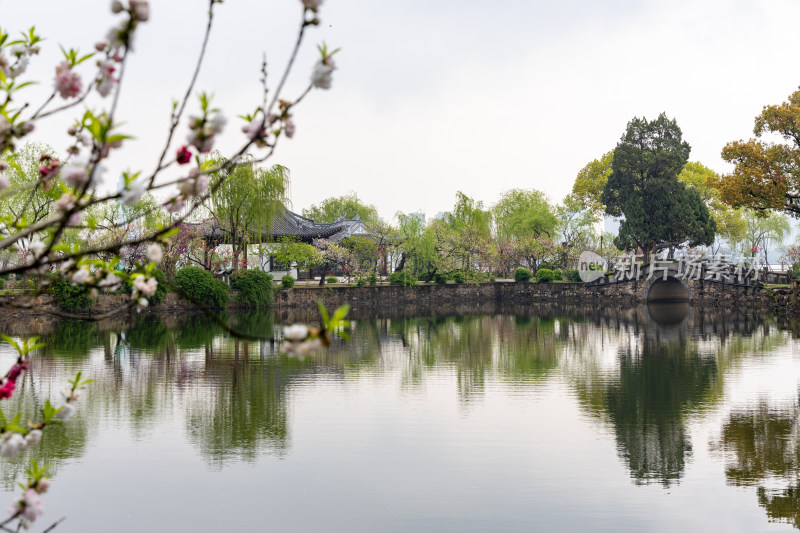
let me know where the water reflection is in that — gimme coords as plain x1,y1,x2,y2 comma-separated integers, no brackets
717,401,800,528
0,303,797,531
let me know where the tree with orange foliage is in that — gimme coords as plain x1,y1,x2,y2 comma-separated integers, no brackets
719,87,800,216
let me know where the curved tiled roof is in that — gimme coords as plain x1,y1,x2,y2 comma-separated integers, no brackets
191,206,368,244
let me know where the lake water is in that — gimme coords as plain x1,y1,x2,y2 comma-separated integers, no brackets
2,303,800,532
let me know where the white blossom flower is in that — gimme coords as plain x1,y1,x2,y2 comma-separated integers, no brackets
133,276,157,297
310,59,335,89
9,55,29,78
137,297,149,311
54,402,75,421
284,118,296,139
110,0,124,13
178,171,210,197
0,174,9,191
71,266,92,285
60,259,75,273
209,114,226,134
28,240,46,258
98,272,122,290
122,180,146,206
242,120,263,140
298,337,323,356
97,77,114,97
146,243,163,264
0,54,9,78
24,430,42,447
283,324,309,341
0,432,25,458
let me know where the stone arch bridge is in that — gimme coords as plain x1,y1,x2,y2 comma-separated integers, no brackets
589,261,789,303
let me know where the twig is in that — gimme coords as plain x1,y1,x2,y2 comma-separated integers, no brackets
149,0,217,188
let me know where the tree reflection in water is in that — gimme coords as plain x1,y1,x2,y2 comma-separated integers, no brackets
0,303,791,509
717,401,800,529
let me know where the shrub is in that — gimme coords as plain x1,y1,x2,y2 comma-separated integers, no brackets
388,271,415,286
451,271,466,283
356,278,367,287
514,268,532,282
281,275,295,288
565,269,582,282
367,272,378,285
50,279,93,310
535,268,555,283
433,272,448,285
553,269,563,281
326,276,338,284
175,266,229,309
230,269,274,307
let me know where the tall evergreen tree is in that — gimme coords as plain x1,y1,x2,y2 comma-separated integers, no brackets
601,113,715,258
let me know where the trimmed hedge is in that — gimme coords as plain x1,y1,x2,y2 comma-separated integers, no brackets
281,275,295,288
388,271,415,286
175,267,229,309
433,272,448,285
535,268,555,283
565,269,582,282
451,271,466,283
230,269,274,307
326,276,338,284
514,268,532,282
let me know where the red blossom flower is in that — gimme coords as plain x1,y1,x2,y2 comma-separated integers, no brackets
0,379,16,400
176,145,192,165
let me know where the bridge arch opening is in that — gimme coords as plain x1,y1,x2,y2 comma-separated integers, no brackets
646,277,690,302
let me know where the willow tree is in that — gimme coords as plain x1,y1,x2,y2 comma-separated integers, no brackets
204,156,289,272
492,188,556,240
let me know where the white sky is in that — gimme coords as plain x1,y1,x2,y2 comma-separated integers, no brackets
4,0,800,222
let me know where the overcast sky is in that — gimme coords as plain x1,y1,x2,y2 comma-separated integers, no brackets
5,0,800,221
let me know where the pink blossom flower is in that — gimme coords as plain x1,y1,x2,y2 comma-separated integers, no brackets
19,489,44,524
176,145,192,165
0,174,9,191
61,163,90,189
54,62,82,99
165,194,185,214
130,0,150,22
35,478,50,495
53,193,76,214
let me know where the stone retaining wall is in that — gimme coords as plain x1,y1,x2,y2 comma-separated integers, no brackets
0,279,785,318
